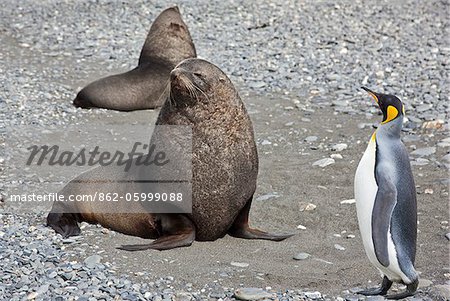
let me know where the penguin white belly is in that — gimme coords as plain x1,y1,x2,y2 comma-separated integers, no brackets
355,137,408,282
355,137,380,269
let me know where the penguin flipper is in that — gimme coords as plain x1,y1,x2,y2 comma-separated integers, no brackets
373,168,397,267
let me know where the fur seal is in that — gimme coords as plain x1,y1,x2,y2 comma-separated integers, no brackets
47,58,293,250
73,6,196,111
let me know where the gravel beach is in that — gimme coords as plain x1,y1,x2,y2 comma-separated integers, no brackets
0,0,449,300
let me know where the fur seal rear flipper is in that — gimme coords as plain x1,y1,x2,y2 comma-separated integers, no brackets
118,214,196,251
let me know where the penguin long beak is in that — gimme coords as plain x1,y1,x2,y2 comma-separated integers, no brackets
361,86,380,104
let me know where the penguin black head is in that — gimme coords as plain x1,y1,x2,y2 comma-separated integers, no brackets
361,87,404,124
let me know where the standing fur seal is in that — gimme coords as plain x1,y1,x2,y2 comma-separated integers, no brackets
354,87,418,299
48,58,293,250
73,6,196,111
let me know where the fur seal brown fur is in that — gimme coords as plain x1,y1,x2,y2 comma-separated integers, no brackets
73,6,196,111
47,58,292,250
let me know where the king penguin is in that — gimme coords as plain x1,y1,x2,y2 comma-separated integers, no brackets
354,87,419,300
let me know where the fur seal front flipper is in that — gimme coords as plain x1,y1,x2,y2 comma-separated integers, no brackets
228,196,294,241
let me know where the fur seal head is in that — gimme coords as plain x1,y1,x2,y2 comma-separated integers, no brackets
167,58,239,111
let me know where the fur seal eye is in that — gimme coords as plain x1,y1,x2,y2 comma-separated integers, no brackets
193,72,203,78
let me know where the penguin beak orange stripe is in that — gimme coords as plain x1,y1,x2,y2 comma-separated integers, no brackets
361,86,379,103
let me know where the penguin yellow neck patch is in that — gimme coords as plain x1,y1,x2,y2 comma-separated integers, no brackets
382,105,398,124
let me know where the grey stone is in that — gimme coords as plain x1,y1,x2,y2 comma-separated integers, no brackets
416,104,433,112
304,291,322,299
433,284,450,300
84,255,102,268
293,252,310,260
410,147,436,157
442,154,450,163
366,296,385,301
312,158,335,167
234,288,273,300
304,136,318,142
255,192,279,201
331,143,348,152
418,278,433,288
231,261,249,268
334,244,345,251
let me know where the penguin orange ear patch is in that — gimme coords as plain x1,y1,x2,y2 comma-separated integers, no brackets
382,105,399,124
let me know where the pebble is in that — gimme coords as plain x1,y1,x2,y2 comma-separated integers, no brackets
304,291,322,299
334,244,346,251
418,278,433,288
293,252,310,260
312,158,335,167
300,203,317,211
411,158,430,166
331,143,348,152
424,188,434,194
27,292,39,300
331,154,343,159
422,120,445,129
234,288,273,300
231,262,249,268
411,147,436,157
84,254,102,268
416,104,433,113
365,296,385,301
434,284,450,300
445,233,450,241
340,199,356,205
304,136,319,142
255,192,279,201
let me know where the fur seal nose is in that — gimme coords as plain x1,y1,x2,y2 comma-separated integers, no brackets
170,68,185,81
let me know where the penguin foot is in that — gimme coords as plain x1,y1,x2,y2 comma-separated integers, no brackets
358,276,393,296
385,280,418,300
